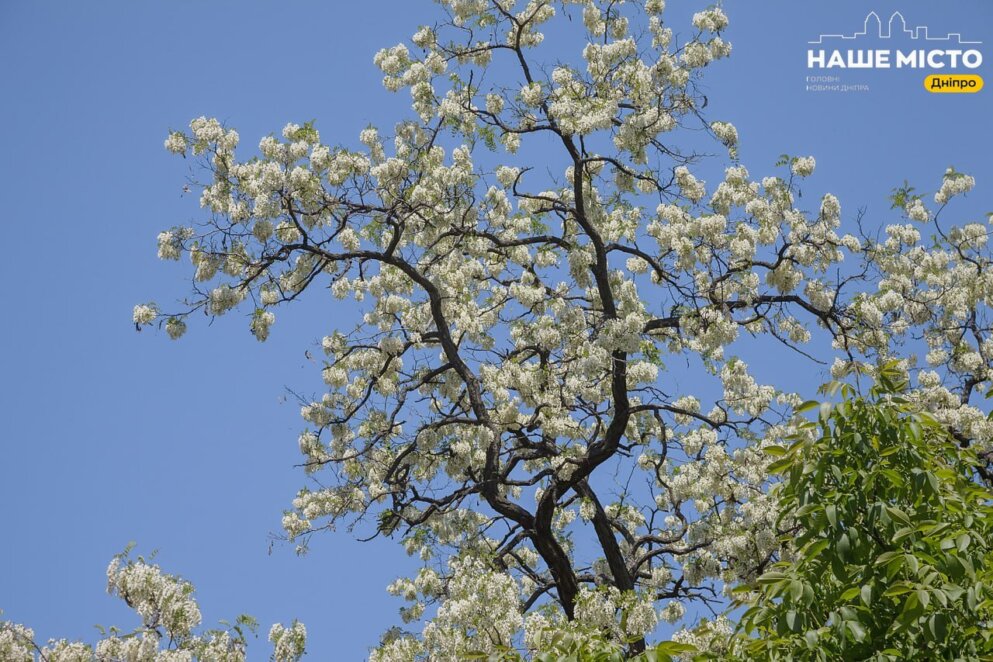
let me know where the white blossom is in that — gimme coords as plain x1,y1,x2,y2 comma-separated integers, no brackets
133,303,158,326
791,156,816,177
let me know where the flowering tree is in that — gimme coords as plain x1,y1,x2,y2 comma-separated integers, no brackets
0,548,306,662
123,0,993,659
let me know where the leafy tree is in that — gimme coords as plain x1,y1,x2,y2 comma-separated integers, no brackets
732,364,993,661
5,0,983,660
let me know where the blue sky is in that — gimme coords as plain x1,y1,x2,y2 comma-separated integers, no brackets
1,1,991,659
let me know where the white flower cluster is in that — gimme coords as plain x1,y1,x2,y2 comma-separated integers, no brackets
905,197,930,222
791,155,816,177
934,167,975,204
133,303,158,326
269,621,307,662
2,551,304,661
164,131,188,154
250,309,276,342
373,556,521,661
692,7,729,32
710,120,738,155
672,616,737,656
106,553,203,639
0,621,33,662
674,166,706,202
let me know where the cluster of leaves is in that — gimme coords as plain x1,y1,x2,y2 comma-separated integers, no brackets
733,363,993,660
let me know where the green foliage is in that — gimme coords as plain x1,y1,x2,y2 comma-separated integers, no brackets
640,340,665,368
888,180,917,210
469,632,698,662
733,363,993,660
377,509,401,536
478,124,498,151
286,120,319,143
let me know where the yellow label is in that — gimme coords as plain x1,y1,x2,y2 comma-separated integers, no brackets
925,74,984,93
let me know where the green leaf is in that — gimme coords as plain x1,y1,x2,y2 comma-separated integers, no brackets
831,554,849,582
885,506,912,526
882,584,913,598
875,551,900,566
826,504,838,528
880,444,902,457
860,584,872,607
928,613,948,642
839,587,861,601
923,521,951,539
885,555,905,580
894,525,918,544
767,457,794,474
652,642,697,655
880,468,905,487
757,572,788,585
804,539,830,558
898,592,921,626
837,532,851,558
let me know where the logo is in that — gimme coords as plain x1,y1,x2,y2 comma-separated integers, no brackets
807,11,983,70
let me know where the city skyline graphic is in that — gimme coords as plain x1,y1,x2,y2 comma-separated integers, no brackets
808,11,982,45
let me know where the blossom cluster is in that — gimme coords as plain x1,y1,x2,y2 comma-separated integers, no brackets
1,551,305,662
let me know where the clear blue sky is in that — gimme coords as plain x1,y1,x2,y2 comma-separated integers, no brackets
1,1,991,659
